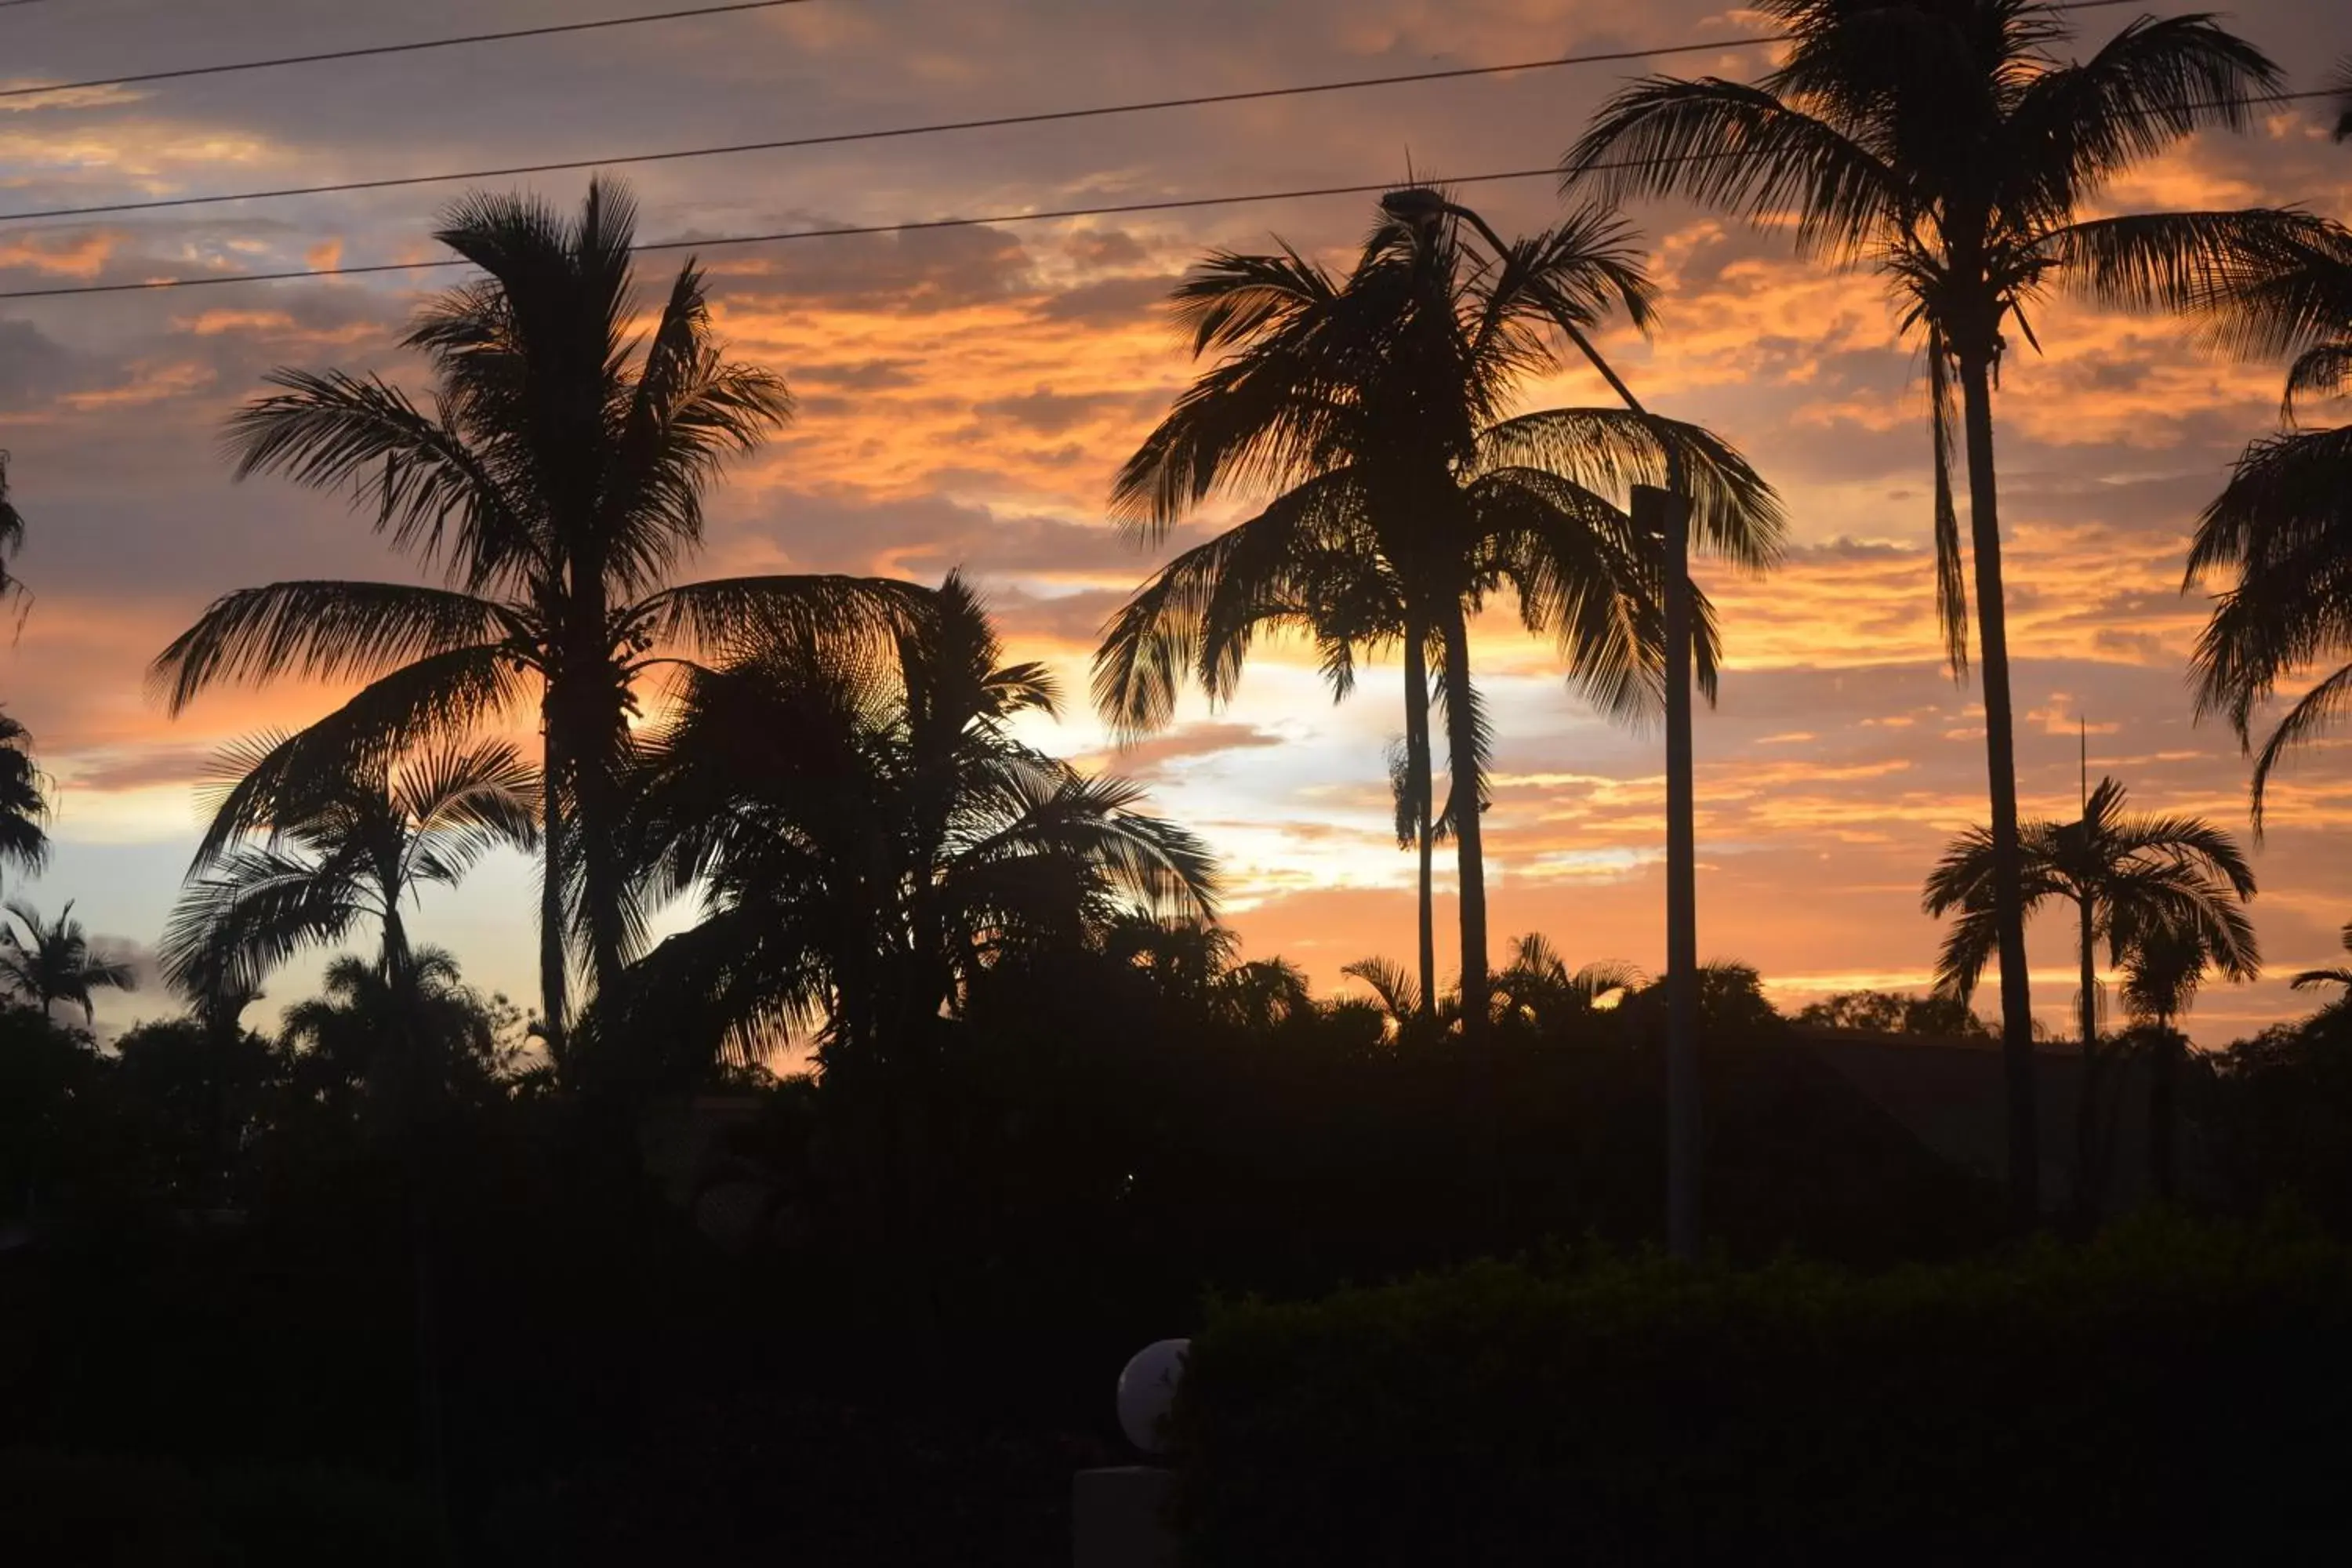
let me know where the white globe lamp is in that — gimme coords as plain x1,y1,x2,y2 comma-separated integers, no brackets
1115,1338,1190,1455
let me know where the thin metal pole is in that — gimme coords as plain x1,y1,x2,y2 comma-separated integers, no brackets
1427,193,1704,1259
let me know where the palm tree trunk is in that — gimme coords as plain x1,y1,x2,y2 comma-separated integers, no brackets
1644,483,1702,1264
579,742,630,1008
1437,603,1502,1234
2150,1025,2180,1202
538,717,569,1065
2075,891,2103,1226
1958,348,2041,1225
1403,633,1437,1019
1436,607,1489,1040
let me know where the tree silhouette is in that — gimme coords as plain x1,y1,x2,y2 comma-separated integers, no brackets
1491,933,1642,1035
621,574,1218,1074
1097,194,1780,1042
0,710,46,889
151,179,923,1065
0,451,24,612
0,898,136,1026
1105,913,1312,1029
2290,922,2352,998
2121,922,2226,1202
161,737,539,1007
1925,775,2258,1218
2180,217,2352,826
1565,0,2292,1219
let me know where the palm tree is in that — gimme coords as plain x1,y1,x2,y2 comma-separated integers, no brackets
1096,196,1782,1044
1491,933,1642,1034
0,450,24,614
1924,776,2258,1218
160,737,539,1007
1566,0,2292,1218
1340,954,1446,1040
621,574,1219,1073
2121,922,2230,1203
0,899,136,1027
279,947,506,1123
2290,922,2352,998
0,710,46,889
1105,913,1312,1029
2180,218,2352,825
151,180,923,1062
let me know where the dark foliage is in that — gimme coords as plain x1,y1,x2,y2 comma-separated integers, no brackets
1171,1211,2352,1566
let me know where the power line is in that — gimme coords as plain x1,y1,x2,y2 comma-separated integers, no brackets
0,0,817,102
0,35,1785,225
2,168,1565,300
7,78,2333,308
0,0,2152,226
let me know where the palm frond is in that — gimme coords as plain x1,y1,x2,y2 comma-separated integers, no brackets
1474,408,1786,568
2005,15,2284,229
151,579,518,716
191,643,533,860
223,368,539,586
1559,75,1902,262
1341,954,1421,1022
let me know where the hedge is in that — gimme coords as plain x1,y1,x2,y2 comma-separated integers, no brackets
1170,1214,2352,1565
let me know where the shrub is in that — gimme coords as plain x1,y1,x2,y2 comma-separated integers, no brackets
1171,1214,2352,1565
0,1448,434,1566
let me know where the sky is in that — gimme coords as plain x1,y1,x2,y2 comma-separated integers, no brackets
1,0,2347,1046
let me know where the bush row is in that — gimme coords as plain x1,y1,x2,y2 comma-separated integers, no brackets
1171,1214,2352,1565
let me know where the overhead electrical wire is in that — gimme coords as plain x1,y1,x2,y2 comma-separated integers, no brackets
0,36,1784,225
0,1,2319,305
0,0,818,102
5,81,2336,307
0,0,2151,226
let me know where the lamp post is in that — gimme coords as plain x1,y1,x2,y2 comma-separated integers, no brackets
1381,189,1701,1262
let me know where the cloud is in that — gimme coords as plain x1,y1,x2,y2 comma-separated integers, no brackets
1083,720,1289,784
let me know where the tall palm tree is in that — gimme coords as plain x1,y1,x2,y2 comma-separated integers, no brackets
1924,775,2258,1218
0,710,46,889
0,899,136,1026
151,180,923,1062
160,737,539,1007
621,574,1218,1073
2179,217,2352,826
1096,197,1781,1043
2289,921,2352,998
1566,0,2292,1218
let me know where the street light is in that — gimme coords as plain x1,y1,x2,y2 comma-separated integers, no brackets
1382,187,1703,1262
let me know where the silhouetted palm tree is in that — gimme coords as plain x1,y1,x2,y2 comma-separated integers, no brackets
0,710,46,888
0,451,24,610
151,180,922,1062
2291,922,2352,998
2121,922,2226,1202
1105,913,1312,1029
1098,196,1781,1040
0,899,136,1026
161,737,538,1007
623,575,1218,1072
1925,776,2257,1218
2180,218,2352,826
1341,954,1445,1039
1492,933,1642,1033
1566,0,2291,1218
279,946,506,1121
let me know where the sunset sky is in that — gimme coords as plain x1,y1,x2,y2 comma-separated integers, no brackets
2,0,2347,1045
